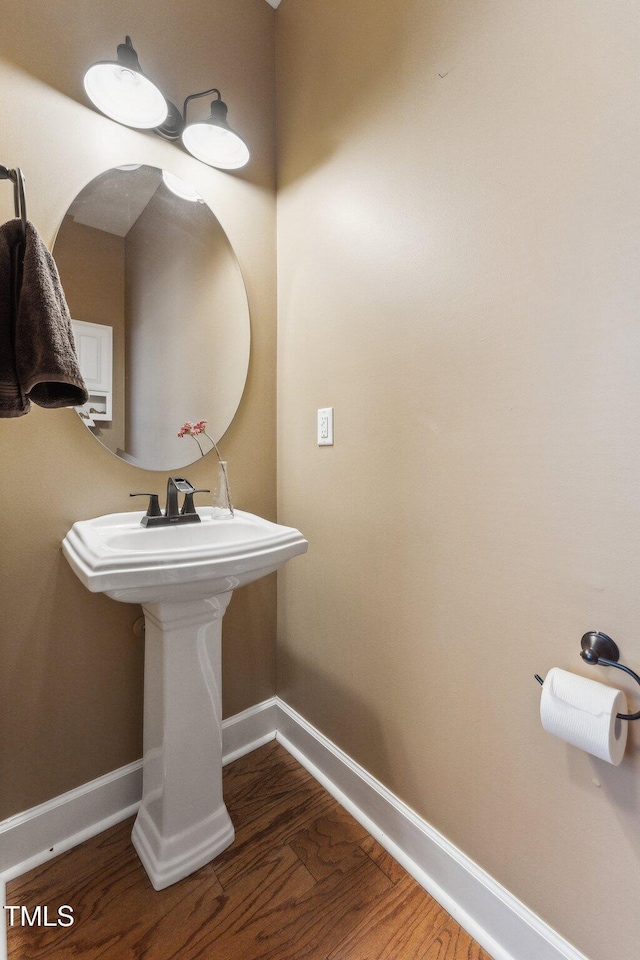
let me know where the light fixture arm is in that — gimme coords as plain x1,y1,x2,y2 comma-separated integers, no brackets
154,88,223,143
183,88,222,124
117,36,139,70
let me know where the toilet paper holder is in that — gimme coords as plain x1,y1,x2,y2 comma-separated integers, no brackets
535,631,640,721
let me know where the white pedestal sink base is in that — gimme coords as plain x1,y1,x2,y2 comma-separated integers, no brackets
133,592,235,890
62,507,308,891
132,798,234,891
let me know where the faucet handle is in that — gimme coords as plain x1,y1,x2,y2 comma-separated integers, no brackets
181,489,210,516
130,493,162,517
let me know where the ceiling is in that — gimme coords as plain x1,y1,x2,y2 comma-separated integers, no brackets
66,165,160,237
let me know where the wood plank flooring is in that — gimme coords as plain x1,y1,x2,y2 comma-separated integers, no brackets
6,742,493,959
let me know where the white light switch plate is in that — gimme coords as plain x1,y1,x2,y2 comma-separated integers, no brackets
317,407,334,445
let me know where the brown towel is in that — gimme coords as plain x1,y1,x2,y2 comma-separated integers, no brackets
0,219,88,418
0,219,27,416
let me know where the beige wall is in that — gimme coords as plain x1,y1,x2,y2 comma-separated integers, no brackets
276,2,640,960
125,182,250,468
0,0,277,820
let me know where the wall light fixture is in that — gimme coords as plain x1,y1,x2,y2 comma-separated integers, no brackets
84,37,250,170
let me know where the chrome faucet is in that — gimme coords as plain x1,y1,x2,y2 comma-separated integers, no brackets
130,477,210,527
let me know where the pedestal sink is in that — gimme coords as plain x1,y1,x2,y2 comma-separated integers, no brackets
62,507,307,890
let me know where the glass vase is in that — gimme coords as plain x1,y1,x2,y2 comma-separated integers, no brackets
212,460,234,519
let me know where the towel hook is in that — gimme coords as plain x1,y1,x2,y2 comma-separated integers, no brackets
534,631,640,721
0,164,27,239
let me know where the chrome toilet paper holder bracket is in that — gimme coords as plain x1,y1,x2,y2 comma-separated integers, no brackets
535,632,640,722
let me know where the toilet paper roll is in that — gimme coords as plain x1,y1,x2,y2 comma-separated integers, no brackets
540,667,628,765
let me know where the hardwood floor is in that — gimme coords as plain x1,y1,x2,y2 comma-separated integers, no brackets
6,743,493,959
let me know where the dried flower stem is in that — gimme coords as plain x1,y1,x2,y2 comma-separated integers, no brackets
191,434,205,457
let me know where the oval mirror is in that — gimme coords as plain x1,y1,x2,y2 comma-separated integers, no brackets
53,165,250,471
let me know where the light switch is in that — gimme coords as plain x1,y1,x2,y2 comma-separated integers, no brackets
317,407,334,445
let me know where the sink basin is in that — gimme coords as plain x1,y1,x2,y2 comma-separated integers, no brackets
62,507,308,603
62,507,307,891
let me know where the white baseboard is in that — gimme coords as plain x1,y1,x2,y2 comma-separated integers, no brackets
0,697,587,960
0,760,143,883
273,700,589,960
0,761,143,960
221,696,278,766
0,698,277,882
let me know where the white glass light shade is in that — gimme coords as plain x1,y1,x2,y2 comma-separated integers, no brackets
84,63,168,129
182,123,250,170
